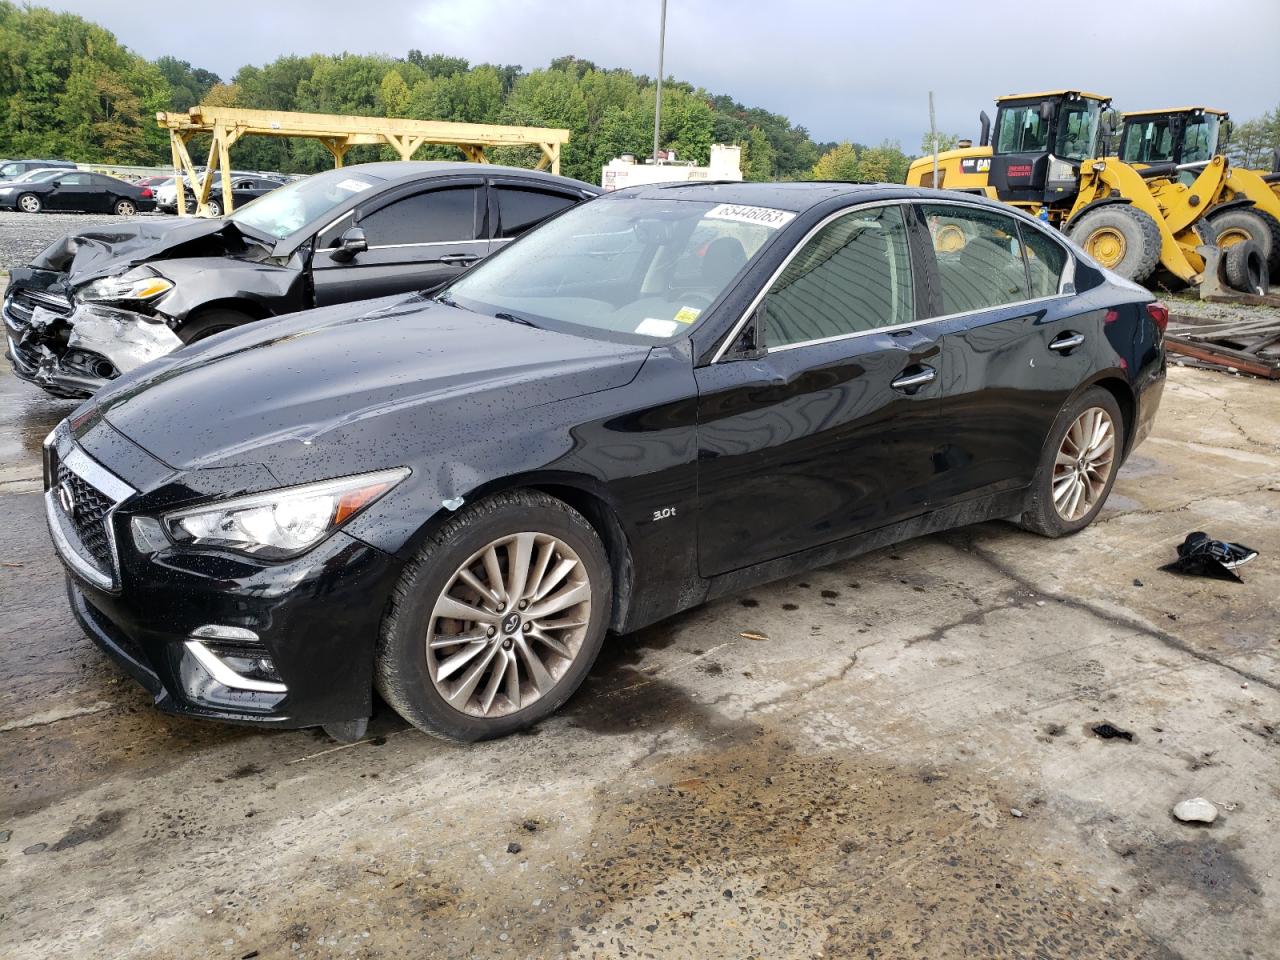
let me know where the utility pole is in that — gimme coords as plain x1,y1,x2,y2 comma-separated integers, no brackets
653,0,667,162
929,91,939,188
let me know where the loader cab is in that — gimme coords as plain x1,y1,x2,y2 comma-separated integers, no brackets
1119,108,1227,167
986,91,1109,207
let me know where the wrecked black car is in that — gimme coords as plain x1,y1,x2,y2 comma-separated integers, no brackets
4,162,600,398
45,183,1166,743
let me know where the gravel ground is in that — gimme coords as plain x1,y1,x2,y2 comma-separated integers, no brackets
0,210,174,275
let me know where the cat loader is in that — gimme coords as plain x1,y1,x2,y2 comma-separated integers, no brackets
906,91,1264,293
1118,106,1280,281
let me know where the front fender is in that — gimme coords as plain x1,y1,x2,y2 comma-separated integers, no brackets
152,256,306,324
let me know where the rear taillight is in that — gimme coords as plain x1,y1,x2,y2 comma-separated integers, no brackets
140,187,153,198
1146,301,1169,333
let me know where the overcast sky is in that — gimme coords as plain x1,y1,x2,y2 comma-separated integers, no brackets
49,0,1280,148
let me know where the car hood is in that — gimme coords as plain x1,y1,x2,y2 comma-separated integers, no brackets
25,217,266,287
93,295,651,473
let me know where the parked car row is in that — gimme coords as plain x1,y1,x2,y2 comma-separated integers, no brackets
13,163,1168,745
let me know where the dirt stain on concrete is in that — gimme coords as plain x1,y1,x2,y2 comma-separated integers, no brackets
50,809,124,851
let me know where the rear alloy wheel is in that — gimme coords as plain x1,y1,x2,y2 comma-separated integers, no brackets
17,193,42,214
114,199,136,216
375,490,611,741
1067,206,1161,283
1019,386,1125,538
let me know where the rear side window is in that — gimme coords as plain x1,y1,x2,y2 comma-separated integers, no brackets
1019,223,1068,298
763,204,914,348
495,187,578,239
920,204,1029,314
360,186,479,246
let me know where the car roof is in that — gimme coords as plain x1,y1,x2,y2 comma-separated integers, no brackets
609,180,1034,217
339,160,601,194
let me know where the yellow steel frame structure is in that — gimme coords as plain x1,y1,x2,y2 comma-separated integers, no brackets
155,105,571,216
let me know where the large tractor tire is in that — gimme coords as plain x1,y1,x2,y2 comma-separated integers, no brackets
1222,240,1268,295
1208,208,1280,275
1067,205,1161,283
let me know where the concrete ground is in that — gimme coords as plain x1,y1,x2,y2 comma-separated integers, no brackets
0,360,1277,960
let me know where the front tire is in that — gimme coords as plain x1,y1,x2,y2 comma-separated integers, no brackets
375,490,612,742
177,307,253,344
1019,386,1125,538
1067,206,1161,283
17,193,42,214
206,198,222,217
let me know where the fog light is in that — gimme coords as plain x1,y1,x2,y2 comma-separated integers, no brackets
184,638,285,693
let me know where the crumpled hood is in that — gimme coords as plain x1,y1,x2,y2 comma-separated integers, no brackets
93,295,651,472
25,217,261,286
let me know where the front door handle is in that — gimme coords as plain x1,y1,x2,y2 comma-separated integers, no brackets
1049,332,1085,352
890,365,936,391
438,253,479,265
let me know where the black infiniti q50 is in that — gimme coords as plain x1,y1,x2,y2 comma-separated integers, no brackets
44,182,1166,742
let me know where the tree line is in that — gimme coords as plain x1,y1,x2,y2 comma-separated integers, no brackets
1,3,1276,185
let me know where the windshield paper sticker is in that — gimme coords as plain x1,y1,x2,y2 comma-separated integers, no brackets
673,306,702,324
635,318,678,337
705,203,796,229
335,178,373,193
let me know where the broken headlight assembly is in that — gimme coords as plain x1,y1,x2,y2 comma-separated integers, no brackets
77,271,174,305
161,468,409,559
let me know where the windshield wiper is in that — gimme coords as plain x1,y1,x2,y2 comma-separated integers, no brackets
494,311,540,329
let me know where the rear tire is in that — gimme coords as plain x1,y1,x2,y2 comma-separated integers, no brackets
1067,206,1161,283
374,490,612,742
1209,208,1278,274
17,193,42,214
177,307,253,345
113,198,136,216
1019,386,1125,538
1223,240,1267,294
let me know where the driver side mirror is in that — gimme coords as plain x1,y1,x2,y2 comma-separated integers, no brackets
330,226,368,262
1039,100,1056,122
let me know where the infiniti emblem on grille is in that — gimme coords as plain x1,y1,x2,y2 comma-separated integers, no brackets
58,480,77,518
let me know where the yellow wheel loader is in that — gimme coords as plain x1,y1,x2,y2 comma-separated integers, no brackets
906,91,1246,291
1118,107,1280,281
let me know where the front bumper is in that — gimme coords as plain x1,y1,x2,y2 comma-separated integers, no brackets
46,430,405,729
4,287,183,398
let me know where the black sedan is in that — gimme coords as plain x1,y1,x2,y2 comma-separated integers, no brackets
43,182,1166,742
201,174,284,217
5,162,600,398
0,170,156,216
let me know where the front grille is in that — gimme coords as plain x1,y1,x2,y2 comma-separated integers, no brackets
6,288,73,326
56,462,116,571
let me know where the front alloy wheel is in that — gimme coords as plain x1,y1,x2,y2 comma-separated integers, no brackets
1052,407,1116,521
427,532,591,718
18,193,41,213
374,490,611,742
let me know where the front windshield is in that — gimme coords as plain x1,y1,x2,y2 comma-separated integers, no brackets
1120,117,1176,164
446,197,785,341
228,168,381,239
1182,114,1220,163
1055,99,1101,161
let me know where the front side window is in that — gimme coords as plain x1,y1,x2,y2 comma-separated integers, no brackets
1182,114,1220,163
762,205,914,348
1120,118,1176,164
495,187,578,239
59,173,90,186
920,203,1029,314
446,197,781,342
358,187,479,246
1054,99,1101,162
995,105,1049,155
1019,223,1068,298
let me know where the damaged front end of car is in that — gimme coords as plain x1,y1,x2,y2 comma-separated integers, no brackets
4,281,183,399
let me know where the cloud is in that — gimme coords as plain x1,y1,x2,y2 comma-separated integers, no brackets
46,0,1280,147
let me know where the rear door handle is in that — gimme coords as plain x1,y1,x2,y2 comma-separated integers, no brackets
1049,332,1085,352
890,365,936,391
438,253,479,265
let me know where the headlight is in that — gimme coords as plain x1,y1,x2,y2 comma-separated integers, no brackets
77,273,174,303
162,468,409,559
